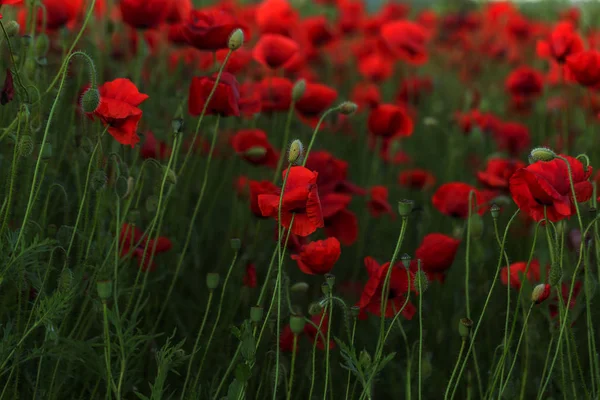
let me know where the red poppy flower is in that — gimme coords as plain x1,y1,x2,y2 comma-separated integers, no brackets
325,208,358,246
432,182,490,218
231,129,279,168
165,0,192,24
477,158,526,190
536,22,583,64
549,281,582,319
92,78,149,148
493,122,530,156
252,34,299,70
380,20,429,65
368,104,413,139
501,260,541,290
188,72,240,117
243,263,257,288
412,233,461,282
367,186,394,218
20,0,82,31
256,0,298,36
303,16,335,47
182,8,245,51
397,77,433,104
305,151,365,196
258,166,324,237
280,312,334,352
295,83,338,124
119,223,172,272
238,82,262,117
351,82,381,110
291,237,341,275
1,69,14,106
248,180,278,217
398,169,436,190
356,257,416,320
120,0,169,30
140,131,171,160
259,77,292,113
337,0,363,34
219,48,252,75
358,52,393,83
566,50,600,88
509,155,593,222
505,66,544,102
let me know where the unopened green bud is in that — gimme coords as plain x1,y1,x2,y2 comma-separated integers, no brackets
228,28,245,50
531,283,551,304
359,350,372,369
291,282,309,293
288,139,303,164
415,262,428,293
58,268,74,293
163,166,177,185
398,199,414,218
4,21,19,38
35,34,49,57
458,318,473,340
206,272,220,290
529,147,556,163
325,273,335,289
490,204,500,219
41,142,53,160
231,238,241,251
350,305,360,318
171,118,184,134
250,306,263,322
244,146,267,160
469,214,484,239
96,280,113,301
81,87,101,113
145,195,159,213
292,79,306,102
290,314,305,334
338,101,358,115
401,253,411,269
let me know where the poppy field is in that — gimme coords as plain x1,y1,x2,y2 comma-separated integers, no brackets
2,0,600,399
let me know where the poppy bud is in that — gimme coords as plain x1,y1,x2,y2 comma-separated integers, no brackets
350,305,360,318
81,87,101,113
292,79,306,102
17,135,34,157
549,263,562,287
398,199,414,217
531,283,551,304
206,272,220,290
290,314,305,334
244,146,268,160
325,273,335,289
231,238,241,251
490,204,500,219
529,147,556,163
288,139,303,164
96,280,113,301
401,253,411,269
308,302,323,315
338,101,358,115
171,118,184,134
458,318,473,340
228,28,245,51
291,282,309,293
250,305,263,322
4,21,19,38
321,282,330,295
91,170,107,192
58,268,74,293
163,166,177,185
469,214,484,239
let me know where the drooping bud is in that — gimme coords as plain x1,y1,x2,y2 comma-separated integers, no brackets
230,238,241,251
163,166,177,185
5,21,19,37
458,318,473,340
292,79,306,102
81,87,101,113
206,272,220,290
96,280,113,301
288,139,303,165
398,199,414,218
17,135,34,157
338,101,358,115
549,263,562,287
250,306,263,322
401,253,411,269
531,283,551,304
228,28,245,50
290,314,306,335
529,147,556,163
308,302,323,315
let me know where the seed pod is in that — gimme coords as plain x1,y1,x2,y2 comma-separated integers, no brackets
290,314,305,334
398,199,414,218
458,318,473,340
206,272,220,290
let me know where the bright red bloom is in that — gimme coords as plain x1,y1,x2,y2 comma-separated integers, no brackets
182,8,245,51
21,0,82,31
358,52,393,83
477,158,526,190
509,155,593,222
252,34,299,70
249,180,278,217
92,79,149,148
533,284,552,304
243,263,257,288
165,0,192,24
413,233,461,282
279,312,334,352
188,72,240,117
258,166,324,237
351,82,381,110
231,129,279,168
505,66,544,102
295,83,338,124
566,50,600,87
238,82,262,117
120,0,169,30
303,16,334,47
119,223,172,272
140,131,171,160
380,20,429,65
493,122,530,156
1,69,14,106
432,182,490,218
368,104,413,138
291,237,341,275
398,169,436,190
501,260,541,290
356,257,416,320
256,0,298,36
325,208,358,246
536,22,583,64
367,186,394,218
259,77,292,113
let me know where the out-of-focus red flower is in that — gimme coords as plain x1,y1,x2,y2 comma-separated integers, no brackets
351,82,381,110
337,0,363,34
413,233,461,282
259,77,292,113
536,22,583,64
501,260,541,290
120,0,169,30
566,50,600,88
291,237,341,275
258,166,324,237
231,129,279,168
252,34,299,70
356,257,416,320
432,182,491,218
493,121,530,156
398,169,436,190
380,20,429,65
398,77,433,104
256,0,298,36
505,66,544,103
560,7,580,27
454,110,502,135
238,82,262,117
19,0,82,31
243,263,257,288
1,69,14,106
325,208,358,246
305,151,365,196
188,72,240,117
477,158,526,190
368,104,413,139
182,8,245,51
367,186,394,218
219,48,252,74
294,83,338,125
280,312,334,352
358,52,393,83
165,0,192,24
119,223,172,272
303,16,335,47
140,131,171,160
91,79,149,148
509,155,593,222
549,281,582,319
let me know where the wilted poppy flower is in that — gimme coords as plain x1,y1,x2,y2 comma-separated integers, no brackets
1,69,14,106
432,182,490,218
120,0,169,30
140,131,171,160
566,50,600,87
231,129,279,168
413,233,461,282
92,78,149,147
501,260,541,290
280,312,334,352
368,104,413,138
249,180,278,217
380,20,429,65
477,158,526,190
509,155,593,222
188,72,240,117
252,34,299,70
119,223,172,272
367,186,394,218
295,83,338,124
536,22,583,64
356,257,415,320
493,122,530,156
291,237,341,275
243,263,257,288
258,166,324,237
182,8,245,51
259,77,292,113
398,169,436,190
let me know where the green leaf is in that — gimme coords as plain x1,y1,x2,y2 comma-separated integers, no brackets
234,363,252,383
226,379,244,400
